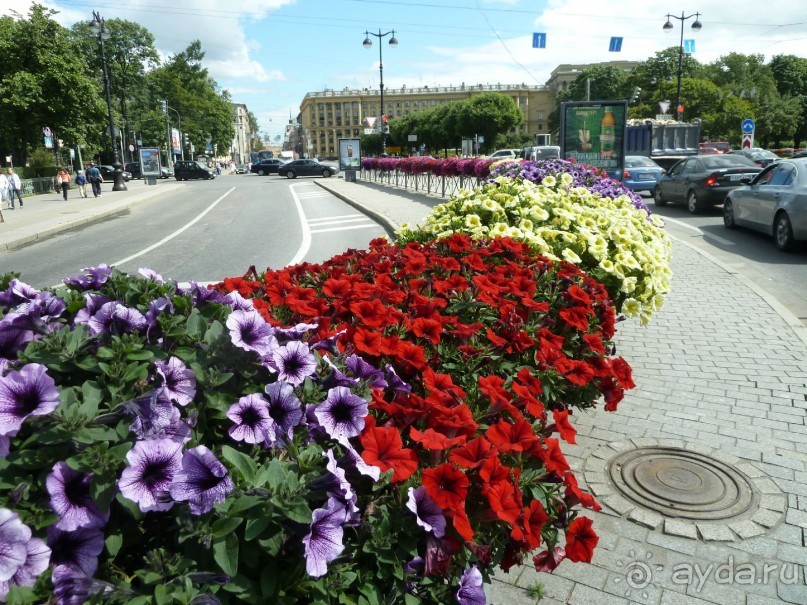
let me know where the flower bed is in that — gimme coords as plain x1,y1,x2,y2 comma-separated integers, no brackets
361,156,497,179
396,165,672,325
1,239,631,604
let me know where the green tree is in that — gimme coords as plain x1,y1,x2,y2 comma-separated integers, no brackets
453,93,523,154
0,5,106,166
768,55,807,147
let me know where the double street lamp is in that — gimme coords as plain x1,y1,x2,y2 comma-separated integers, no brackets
663,11,702,122
88,10,126,191
362,29,398,156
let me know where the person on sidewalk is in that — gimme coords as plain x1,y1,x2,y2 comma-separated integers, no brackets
56,168,70,200
7,168,23,208
74,170,88,198
0,171,9,209
86,163,103,198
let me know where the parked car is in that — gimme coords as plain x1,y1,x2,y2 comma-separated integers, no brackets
173,160,216,180
250,159,286,175
520,146,560,161
653,155,761,214
124,162,171,179
98,165,132,182
723,158,807,251
622,156,665,193
699,141,731,154
277,159,338,179
234,163,248,174
728,148,780,168
489,149,520,160
791,150,807,159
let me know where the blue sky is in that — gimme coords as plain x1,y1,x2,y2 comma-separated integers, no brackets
11,0,807,143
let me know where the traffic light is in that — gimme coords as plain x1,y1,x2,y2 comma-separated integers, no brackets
183,133,189,146
160,100,167,113
630,86,642,103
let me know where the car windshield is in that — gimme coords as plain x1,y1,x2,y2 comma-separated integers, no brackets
750,150,779,160
625,157,659,168
701,156,759,169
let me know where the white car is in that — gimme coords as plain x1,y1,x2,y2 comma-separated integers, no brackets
489,149,520,160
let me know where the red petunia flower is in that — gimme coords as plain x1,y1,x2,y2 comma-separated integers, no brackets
410,317,444,345
551,409,577,444
565,516,598,563
563,472,602,512
559,306,590,332
350,299,392,328
582,333,606,355
522,499,549,550
533,546,566,573
486,418,539,454
409,427,467,451
395,342,429,372
485,480,522,528
610,356,636,389
422,464,469,514
353,327,386,357
537,437,570,476
359,423,419,483
449,437,494,470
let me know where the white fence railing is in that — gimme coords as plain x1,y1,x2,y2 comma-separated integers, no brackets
359,169,484,198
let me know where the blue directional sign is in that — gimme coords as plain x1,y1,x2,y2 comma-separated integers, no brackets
532,33,546,49
684,39,696,54
741,119,755,134
609,37,623,52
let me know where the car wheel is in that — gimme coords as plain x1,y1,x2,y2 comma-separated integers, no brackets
723,199,736,229
653,186,667,206
286,171,296,179
774,212,795,252
687,190,702,214
258,170,266,176
322,169,332,177
175,176,181,181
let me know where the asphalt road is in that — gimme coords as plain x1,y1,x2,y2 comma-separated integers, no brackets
3,174,388,288
638,192,807,323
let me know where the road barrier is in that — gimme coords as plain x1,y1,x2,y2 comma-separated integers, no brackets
359,169,483,198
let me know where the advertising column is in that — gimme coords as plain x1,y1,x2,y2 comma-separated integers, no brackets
560,101,628,181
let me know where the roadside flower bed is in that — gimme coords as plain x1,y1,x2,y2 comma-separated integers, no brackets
1,240,629,604
362,156,497,178
396,166,672,325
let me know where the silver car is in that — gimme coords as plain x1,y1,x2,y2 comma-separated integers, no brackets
723,158,807,251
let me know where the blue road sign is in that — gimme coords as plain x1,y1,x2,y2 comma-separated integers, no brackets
532,33,546,49
609,37,623,52
741,119,755,133
684,39,696,53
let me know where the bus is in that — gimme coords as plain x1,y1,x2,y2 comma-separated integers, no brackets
250,149,274,163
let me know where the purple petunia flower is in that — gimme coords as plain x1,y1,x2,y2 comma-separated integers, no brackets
169,446,234,515
345,354,387,389
302,497,347,578
155,357,196,406
311,329,345,355
272,321,318,342
0,363,61,436
456,566,486,605
0,279,40,309
322,449,357,516
384,364,412,393
145,296,174,329
47,462,108,531
0,537,51,599
119,439,183,512
340,441,381,481
226,310,278,357
46,526,104,577
72,293,111,327
179,281,229,306
51,564,92,605
3,291,66,334
227,394,272,444
63,264,113,290
0,508,32,583
0,434,9,457
0,320,34,360
121,391,184,441
314,386,368,445
273,341,317,386
88,302,147,336
222,291,254,312
407,486,447,538
138,268,165,283
263,382,304,447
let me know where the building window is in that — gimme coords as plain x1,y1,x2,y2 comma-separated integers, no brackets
538,124,544,130
352,102,358,109
431,100,436,106
326,103,332,110
405,100,410,107
414,100,419,108
537,113,544,120
318,104,324,110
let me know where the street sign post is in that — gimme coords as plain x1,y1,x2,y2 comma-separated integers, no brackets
741,119,755,150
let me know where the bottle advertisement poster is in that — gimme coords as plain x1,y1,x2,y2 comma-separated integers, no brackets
560,101,627,181
338,138,361,171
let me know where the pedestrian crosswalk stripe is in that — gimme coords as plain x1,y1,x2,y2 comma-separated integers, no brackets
308,217,372,227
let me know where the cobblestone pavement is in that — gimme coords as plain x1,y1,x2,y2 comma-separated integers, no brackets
318,177,807,605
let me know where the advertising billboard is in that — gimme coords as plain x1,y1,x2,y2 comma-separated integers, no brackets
560,101,628,181
139,148,162,177
338,138,361,171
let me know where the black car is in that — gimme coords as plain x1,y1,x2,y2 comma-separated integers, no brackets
250,159,286,175
125,162,172,179
277,159,338,179
99,165,132,182
174,160,216,181
653,155,761,214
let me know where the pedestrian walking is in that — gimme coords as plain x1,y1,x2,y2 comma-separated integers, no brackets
74,170,88,198
7,168,23,208
86,163,103,198
0,171,9,209
56,168,70,200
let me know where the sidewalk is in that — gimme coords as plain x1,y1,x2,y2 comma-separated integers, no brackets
316,178,807,605
2,174,805,604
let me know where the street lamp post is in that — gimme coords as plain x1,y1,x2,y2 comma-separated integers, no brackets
88,10,126,191
663,11,702,122
362,28,398,156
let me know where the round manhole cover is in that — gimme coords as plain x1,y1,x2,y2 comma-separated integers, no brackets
608,446,757,520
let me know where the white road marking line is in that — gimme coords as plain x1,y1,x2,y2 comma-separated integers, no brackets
703,233,736,246
296,192,331,198
309,224,383,234
287,184,312,266
308,213,366,222
111,188,236,268
662,216,735,246
308,217,372,227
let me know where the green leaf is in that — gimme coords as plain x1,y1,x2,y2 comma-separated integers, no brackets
244,517,270,541
213,533,239,576
186,308,207,340
404,595,420,605
105,533,123,558
220,446,257,483
154,583,170,605
211,516,243,538
226,495,261,516
204,320,225,346
127,350,155,361
257,459,286,491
